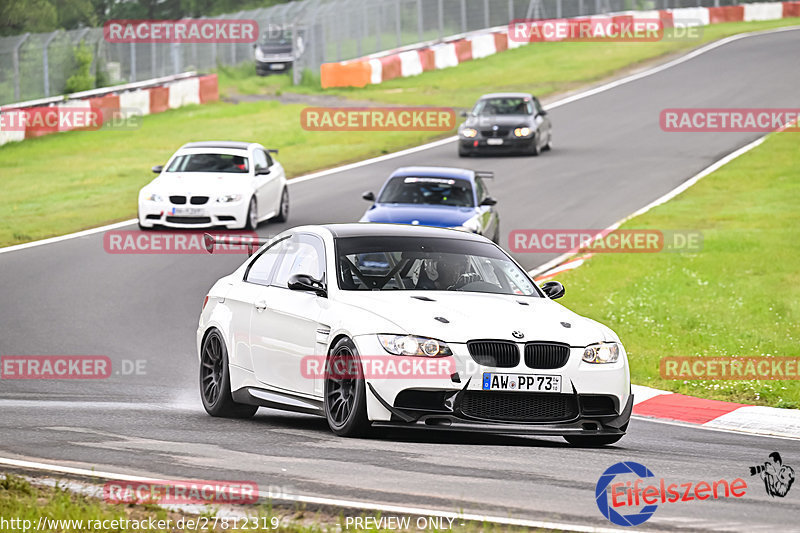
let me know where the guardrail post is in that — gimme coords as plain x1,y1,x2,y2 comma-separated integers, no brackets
484,0,490,28
417,0,423,42
130,42,136,82
13,33,30,102
395,0,402,47
461,0,467,33
438,0,444,40
43,31,58,97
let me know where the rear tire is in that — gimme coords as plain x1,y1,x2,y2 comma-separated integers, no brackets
324,338,371,437
273,187,289,222
200,329,258,419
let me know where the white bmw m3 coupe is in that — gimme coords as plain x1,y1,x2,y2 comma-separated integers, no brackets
138,141,288,230
197,223,632,445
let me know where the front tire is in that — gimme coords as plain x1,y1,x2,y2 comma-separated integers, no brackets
273,187,289,222
458,145,471,157
527,134,541,156
324,338,371,437
200,329,258,418
244,197,258,230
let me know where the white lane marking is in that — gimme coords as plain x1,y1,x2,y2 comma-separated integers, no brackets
2,26,797,257
0,456,631,533
529,135,765,278
0,400,200,411
0,219,136,255
631,415,800,441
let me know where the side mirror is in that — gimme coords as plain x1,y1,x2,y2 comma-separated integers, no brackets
537,110,548,117
459,110,468,117
479,196,497,206
255,167,271,175
288,273,327,297
152,165,163,174
540,281,565,299
362,191,375,202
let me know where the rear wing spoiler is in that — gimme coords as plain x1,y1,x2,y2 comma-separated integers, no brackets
203,233,272,257
475,171,494,180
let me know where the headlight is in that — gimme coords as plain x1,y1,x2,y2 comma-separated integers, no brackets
254,47,266,61
455,217,481,233
514,127,532,137
461,127,478,138
582,342,621,364
378,334,453,357
145,193,163,202
216,194,243,203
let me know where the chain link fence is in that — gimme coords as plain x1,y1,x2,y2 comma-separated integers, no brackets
0,0,780,105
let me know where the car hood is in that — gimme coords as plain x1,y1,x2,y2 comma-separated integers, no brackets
146,172,251,195
335,290,615,346
464,115,531,128
361,204,475,227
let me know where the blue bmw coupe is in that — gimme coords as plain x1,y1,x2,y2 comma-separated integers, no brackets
360,166,500,243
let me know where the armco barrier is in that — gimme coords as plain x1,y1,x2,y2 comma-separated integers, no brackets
321,1,798,89
708,6,745,24
786,1,800,17
744,1,785,20
0,73,218,147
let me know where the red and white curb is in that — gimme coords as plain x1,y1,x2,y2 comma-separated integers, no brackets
632,384,800,439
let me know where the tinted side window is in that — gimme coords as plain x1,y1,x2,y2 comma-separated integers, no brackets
533,98,544,115
245,239,286,285
474,177,486,202
253,150,268,171
272,234,326,288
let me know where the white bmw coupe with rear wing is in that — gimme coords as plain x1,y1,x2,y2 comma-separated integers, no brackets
138,141,289,230
197,223,632,445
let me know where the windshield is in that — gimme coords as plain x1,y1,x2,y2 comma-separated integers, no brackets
336,236,541,296
377,176,474,207
166,153,249,174
473,97,532,116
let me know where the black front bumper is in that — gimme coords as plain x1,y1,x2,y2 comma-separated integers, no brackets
368,383,633,436
460,137,535,154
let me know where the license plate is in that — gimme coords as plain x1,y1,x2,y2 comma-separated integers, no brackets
486,138,504,145
171,207,206,216
269,64,286,70
482,372,561,393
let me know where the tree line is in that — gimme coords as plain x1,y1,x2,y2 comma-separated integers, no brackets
1,0,292,36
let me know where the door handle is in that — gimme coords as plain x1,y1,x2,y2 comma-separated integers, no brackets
254,300,268,311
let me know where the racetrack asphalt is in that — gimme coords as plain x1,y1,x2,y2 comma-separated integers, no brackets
1,27,800,531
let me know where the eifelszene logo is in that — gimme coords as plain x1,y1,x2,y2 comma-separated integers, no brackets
750,452,795,498
596,461,747,527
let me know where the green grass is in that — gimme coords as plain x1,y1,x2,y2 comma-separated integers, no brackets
0,473,540,533
555,130,800,407
1,18,799,247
